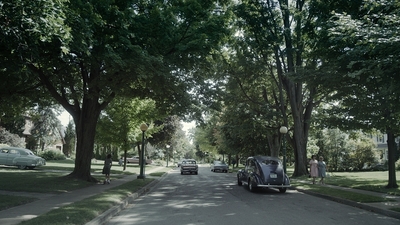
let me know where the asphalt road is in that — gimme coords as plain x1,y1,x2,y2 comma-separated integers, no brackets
105,165,400,225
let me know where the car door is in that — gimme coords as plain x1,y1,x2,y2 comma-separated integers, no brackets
6,149,21,165
0,148,9,165
241,158,253,181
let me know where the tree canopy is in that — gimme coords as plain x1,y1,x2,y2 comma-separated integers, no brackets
1,0,233,181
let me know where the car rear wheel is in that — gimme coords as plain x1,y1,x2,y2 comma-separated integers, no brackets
181,171,183,175
237,177,242,186
279,188,287,193
18,165,27,170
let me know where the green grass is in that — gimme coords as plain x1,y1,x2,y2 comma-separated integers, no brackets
323,171,400,196
0,170,97,193
392,207,400,212
18,178,154,225
291,183,390,203
0,159,167,212
0,195,38,211
43,159,162,176
289,170,400,196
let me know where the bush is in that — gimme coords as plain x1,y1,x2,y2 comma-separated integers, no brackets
396,159,400,171
39,150,67,161
0,128,25,147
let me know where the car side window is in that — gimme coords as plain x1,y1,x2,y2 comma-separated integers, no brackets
245,159,250,171
9,150,19,155
250,160,257,173
0,149,9,153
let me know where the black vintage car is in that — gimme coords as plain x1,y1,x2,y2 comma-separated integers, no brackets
237,156,290,193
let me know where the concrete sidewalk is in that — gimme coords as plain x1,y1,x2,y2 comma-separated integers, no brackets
0,167,165,225
292,180,400,220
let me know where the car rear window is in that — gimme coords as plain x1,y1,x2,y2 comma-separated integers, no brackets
261,159,279,165
183,160,196,164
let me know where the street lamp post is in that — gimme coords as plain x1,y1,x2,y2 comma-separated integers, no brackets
137,123,148,179
280,126,288,174
166,145,170,167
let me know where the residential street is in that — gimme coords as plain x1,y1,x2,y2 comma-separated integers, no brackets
105,165,400,225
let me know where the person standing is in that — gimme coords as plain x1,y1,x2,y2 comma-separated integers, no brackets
318,156,327,184
118,157,123,166
309,155,318,184
102,154,112,184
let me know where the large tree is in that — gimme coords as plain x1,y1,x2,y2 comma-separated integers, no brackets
231,0,325,176
0,0,62,122
311,0,400,188
3,0,232,181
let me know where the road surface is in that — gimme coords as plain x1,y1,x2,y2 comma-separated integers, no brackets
106,165,400,225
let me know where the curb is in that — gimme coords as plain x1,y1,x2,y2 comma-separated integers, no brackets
292,187,400,220
86,170,170,225
86,178,160,225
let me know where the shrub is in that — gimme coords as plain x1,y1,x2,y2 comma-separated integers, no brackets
39,150,67,161
0,128,25,147
396,159,400,170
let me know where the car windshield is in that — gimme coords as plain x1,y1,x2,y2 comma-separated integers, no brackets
261,159,279,166
27,151,35,156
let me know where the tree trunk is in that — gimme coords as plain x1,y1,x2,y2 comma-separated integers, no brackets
287,84,308,177
386,131,398,188
279,0,312,177
267,133,281,157
67,99,102,182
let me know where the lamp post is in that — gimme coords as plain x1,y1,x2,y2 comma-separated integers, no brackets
280,126,288,174
166,145,170,167
137,123,148,179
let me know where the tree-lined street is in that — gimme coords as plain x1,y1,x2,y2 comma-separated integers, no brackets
106,166,399,225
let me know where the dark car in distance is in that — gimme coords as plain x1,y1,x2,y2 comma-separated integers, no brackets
237,156,290,193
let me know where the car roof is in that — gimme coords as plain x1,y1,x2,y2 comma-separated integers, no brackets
0,147,30,151
0,147,33,155
249,155,281,162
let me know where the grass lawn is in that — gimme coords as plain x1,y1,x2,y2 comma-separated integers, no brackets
0,195,38,211
290,183,391,203
0,159,169,213
288,169,400,196
19,178,155,225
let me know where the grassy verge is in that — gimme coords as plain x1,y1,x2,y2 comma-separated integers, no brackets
290,171,400,196
19,178,154,225
322,172,400,196
0,170,98,193
291,182,390,203
0,195,38,211
0,160,169,212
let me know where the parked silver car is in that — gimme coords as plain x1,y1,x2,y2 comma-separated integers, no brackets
211,160,229,173
0,147,46,169
125,156,152,165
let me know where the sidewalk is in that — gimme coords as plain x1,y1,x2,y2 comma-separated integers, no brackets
292,180,400,220
0,167,165,225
